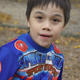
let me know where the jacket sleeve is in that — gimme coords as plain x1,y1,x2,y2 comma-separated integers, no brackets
58,64,63,80
0,46,20,80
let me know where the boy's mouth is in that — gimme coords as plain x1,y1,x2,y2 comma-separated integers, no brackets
39,34,51,38
40,34,50,37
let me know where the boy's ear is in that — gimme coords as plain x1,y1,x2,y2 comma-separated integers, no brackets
61,26,65,32
26,16,30,28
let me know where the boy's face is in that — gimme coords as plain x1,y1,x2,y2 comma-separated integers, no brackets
27,3,64,48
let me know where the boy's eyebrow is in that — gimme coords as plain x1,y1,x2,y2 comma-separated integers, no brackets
35,11,44,15
34,11,63,18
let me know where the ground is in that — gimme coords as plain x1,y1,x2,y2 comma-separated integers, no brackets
0,0,80,80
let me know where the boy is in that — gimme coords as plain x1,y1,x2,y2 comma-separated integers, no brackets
0,0,71,80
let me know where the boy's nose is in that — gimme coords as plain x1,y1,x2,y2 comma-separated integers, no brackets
42,21,51,31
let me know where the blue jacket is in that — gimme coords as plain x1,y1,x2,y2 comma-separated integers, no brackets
0,32,64,80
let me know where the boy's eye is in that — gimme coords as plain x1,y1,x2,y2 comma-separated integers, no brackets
36,16,43,19
52,19,59,22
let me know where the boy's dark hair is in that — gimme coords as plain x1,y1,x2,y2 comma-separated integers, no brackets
26,0,71,26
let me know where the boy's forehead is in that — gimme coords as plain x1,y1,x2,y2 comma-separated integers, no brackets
32,3,63,14
30,3,64,19
33,3,61,11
